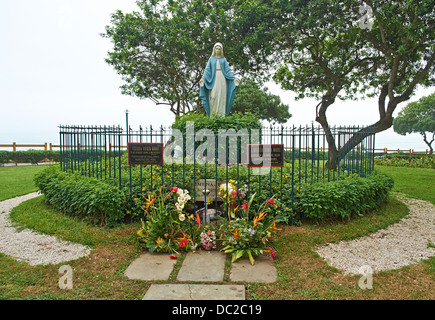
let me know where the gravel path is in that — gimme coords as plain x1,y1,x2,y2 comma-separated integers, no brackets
0,193,91,266
316,196,435,275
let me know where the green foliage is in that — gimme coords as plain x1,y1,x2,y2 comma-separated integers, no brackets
33,166,124,227
375,156,435,169
171,112,262,161
231,79,291,124
298,174,394,221
0,150,59,165
171,111,261,133
393,93,435,153
0,151,8,164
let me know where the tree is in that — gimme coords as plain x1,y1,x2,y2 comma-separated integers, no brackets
101,0,274,116
231,80,291,124
393,93,435,154
220,0,435,169
101,0,213,116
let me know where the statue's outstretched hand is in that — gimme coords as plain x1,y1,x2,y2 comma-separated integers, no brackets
200,79,204,87
235,79,240,86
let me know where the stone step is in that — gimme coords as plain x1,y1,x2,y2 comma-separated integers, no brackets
176,251,227,282
124,252,177,281
143,284,245,300
125,250,277,301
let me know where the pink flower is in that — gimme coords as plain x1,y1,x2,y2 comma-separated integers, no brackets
170,186,178,193
242,203,249,211
267,247,277,260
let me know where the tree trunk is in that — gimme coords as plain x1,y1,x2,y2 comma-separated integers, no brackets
422,132,434,155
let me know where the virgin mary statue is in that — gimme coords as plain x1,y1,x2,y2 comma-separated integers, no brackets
200,43,239,117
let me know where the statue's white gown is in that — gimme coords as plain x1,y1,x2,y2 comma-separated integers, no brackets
209,59,227,116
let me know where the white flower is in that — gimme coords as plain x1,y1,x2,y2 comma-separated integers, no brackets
178,213,185,221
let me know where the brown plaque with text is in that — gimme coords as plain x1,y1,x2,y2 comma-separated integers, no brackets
128,143,164,166
247,144,284,168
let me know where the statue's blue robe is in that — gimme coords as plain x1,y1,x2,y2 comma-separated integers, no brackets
199,56,237,117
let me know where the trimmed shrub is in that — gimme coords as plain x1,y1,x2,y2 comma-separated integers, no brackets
374,155,434,169
0,151,9,164
172,111,262,133
298,173,394,221
0,150,60,165
34,166,124,227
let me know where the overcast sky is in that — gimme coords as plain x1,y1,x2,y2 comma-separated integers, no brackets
1,0,433,151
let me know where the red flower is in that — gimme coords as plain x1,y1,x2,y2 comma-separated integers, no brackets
170,186,178,193
267,199,275,206
180,238,188,248
170,255,178,259
242,203,249,211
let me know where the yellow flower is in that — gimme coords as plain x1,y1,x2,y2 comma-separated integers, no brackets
156,237,165,247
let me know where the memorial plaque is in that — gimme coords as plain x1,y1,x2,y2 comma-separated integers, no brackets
195,179,223,202
247,144,284,167
128,143,164,166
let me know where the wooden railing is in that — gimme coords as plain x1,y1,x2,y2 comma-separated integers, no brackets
0,143,432,155
0,143,59,151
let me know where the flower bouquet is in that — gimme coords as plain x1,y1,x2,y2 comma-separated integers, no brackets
199,225,217,250
219,180,248,214
218,193,281,264
137,185,199,253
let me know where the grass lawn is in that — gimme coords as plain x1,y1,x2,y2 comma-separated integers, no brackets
0,165,48,201
0,164,434,300
375,165,435,204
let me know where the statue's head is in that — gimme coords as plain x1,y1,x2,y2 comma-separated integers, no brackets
212,42,223,57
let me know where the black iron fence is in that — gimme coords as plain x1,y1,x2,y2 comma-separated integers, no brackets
59,124,375,224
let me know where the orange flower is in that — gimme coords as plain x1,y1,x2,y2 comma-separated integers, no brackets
195,213,201,229
253,211,267,228
232,227,241,239
271,221,282,231
145,194,156,215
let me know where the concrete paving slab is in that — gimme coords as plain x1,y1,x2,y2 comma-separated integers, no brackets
143,284,245,300
177,251,226,282
229,254,277,283
124,252,177,281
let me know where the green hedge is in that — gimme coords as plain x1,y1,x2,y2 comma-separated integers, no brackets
298,173,394,221
0,150,60,165
374,155,434,169
172,111,262,133
34,166,124,227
